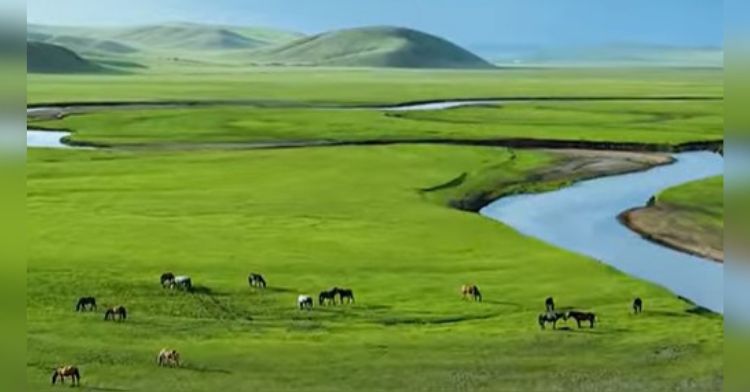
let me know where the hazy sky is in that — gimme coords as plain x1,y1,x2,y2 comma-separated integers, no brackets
27,0,723,48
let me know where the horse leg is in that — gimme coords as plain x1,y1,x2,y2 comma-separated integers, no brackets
576,319,581,328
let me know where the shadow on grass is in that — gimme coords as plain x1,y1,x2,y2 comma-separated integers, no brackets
379,312,502,326
83,386,130,392
180,364,232,374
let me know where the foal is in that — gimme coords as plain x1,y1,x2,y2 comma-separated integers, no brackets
51,365,80,386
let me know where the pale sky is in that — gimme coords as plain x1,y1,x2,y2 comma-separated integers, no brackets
27,0,723,48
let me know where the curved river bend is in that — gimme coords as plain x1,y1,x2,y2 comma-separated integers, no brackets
481,152,723,313
27,102,724,312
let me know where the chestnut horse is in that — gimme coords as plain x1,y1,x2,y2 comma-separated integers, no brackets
51,365,80,386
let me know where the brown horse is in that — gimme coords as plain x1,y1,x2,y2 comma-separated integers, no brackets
104,305,127,321
157,348,181,367
51,365,80,386
567,310,596,328
461,284,482,302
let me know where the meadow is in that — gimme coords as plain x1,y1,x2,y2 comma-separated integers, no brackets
27,68,724,391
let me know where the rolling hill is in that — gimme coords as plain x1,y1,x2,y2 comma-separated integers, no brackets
27,41,105,73
250,26,494,69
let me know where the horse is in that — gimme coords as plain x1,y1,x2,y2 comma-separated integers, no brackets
172,276,192,291
75,297,96,312
157,348,181,367
545,296,555,312
51,365,80,386
461,284,482,302
633,297,643,314
567,310,596,328
298,295,313,310
104,305,127,321
160,272,175,287
538,311,567,330
319,288,338,306
338,288,355,304
248,273,267,288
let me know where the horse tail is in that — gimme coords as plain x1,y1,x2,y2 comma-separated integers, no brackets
121,307,127,320
51,370,58,385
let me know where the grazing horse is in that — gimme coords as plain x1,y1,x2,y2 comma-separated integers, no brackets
633,297,643,314
172,276,192,291
160,272,175,287
298,295,313,310
157,348,181,367
51,365,80,386
567,310,596,328
75,297,96,312
538,311,567,330
338,288,355,304
248,273,267,288
319,288,338,306
461,284,482,302
104,305,127,321
545,297,555,312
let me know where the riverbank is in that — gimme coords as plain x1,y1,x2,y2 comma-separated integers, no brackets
619,176,724,262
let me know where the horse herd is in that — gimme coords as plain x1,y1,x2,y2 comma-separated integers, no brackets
56,274,643,386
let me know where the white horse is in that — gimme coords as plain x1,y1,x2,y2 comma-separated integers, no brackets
298,295,313,310
157,348,181,367
171,276,192,290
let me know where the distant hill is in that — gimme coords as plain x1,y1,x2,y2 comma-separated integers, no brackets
27,23,304,52
27,41,105,73
250,26,494,69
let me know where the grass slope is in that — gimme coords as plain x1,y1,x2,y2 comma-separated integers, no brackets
30,100,723,147
27,41,105,74
250,26,494,69
28,146,722,391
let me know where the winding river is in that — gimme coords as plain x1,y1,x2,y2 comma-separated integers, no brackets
26,101,724,312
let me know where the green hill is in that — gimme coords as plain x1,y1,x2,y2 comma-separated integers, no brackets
27,41,105,73
250,26,494,69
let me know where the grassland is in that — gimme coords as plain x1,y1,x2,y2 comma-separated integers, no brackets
30,100,722,147
27,67,723,104
623,176,724,261
28,146,722,391
27,67,724,391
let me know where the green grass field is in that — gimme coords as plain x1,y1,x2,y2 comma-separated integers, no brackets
27,68,724,391
30,100,722,147
659,176,724,230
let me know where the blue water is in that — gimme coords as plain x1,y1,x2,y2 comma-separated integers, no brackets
480,152,724,313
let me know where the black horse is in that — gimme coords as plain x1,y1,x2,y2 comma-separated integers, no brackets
248,273,267,288
633,297,643,314
160,272,175,287
75,297,97,312
319,288,338,306
545,297,555,312
338,288,355,304
567,310,596,328
538,311,567,330
104,305,127,321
